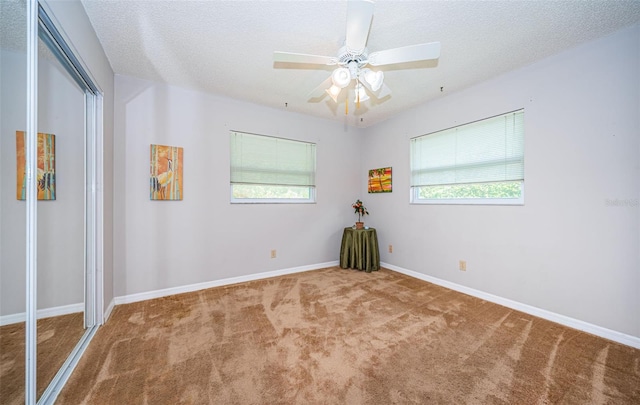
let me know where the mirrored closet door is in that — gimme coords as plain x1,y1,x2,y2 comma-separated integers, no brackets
0,0,29,403
0,2,103,404
34,9,89,402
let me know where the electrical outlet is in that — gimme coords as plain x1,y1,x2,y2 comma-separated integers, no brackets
271,249,276,259
388,244,393,253
459,260,467,271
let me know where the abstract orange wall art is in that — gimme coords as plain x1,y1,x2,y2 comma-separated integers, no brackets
368,167,392,193
16,131,56,200
150,144,183,200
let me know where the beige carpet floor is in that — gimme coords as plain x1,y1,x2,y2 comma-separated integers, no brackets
56,267,639,404
0,312,85,404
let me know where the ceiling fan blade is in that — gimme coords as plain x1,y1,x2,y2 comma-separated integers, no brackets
308,76,333,99
274,51,337,65
368,42,441,66
345,0,374,54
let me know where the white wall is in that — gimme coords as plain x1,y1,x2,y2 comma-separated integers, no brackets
114,75,363,297
362,24,640,339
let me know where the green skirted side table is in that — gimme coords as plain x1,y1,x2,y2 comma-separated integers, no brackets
339,227,380,272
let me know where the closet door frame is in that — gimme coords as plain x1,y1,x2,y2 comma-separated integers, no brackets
24,2,104,404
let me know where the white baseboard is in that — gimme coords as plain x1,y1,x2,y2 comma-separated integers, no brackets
0,303,84,326
382,262,640,350
114,261,339,306
103,298,115,323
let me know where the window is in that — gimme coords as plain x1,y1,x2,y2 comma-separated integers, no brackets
230,131,316,203
410,110,524,205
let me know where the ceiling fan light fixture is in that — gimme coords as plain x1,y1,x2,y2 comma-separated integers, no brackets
326,84,342,102
331,68,351,88
274,1,440,109
354,83,370,102
363,68,384,92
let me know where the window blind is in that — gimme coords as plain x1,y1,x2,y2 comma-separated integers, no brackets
410,110,524,187
230,132,316,187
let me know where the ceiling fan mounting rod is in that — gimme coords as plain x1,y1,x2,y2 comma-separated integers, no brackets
347,61,361,79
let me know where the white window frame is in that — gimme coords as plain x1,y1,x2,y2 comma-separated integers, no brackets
230,131,317,204
410,110,524,206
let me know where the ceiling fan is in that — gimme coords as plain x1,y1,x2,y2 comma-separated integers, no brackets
273,0,441,106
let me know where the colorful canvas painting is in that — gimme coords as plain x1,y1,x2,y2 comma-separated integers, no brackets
16,131,56,200
368,167,392,193
150,144,183,200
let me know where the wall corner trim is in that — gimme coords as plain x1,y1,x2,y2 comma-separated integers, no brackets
103,298,116,323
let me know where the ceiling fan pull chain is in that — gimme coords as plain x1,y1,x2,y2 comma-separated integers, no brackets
345,97,349,115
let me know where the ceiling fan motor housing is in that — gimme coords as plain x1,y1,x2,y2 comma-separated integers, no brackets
338,46,369,75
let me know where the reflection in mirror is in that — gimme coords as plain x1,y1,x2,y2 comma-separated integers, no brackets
0,3,93,403
0,1,28,403
33,28,88,401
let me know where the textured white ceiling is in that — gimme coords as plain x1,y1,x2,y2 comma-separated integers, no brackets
80,0,640,127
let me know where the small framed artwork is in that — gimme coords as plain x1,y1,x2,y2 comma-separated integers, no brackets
368,167,392,193
16,131,56,200
150,144,183,200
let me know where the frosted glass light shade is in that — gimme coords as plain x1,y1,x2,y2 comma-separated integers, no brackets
354,83,370,102
363,69,384,92
331,68,351,88
325,84,342,102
